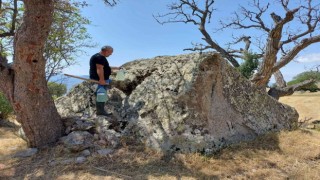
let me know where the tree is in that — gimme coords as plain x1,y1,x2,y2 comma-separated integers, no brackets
45,1,95,82
287,71,320,92
155,0,320,98
0,0,63,147
0,0,117,147
48,82,67,99
0,0,95,82
237,52,260,79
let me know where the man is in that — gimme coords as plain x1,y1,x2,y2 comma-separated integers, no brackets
89,45,119,116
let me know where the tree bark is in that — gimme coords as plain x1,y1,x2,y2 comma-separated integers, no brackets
0,55,14,102
268,79,315,100
12,0,63,147
274,70,286,88
251,9,299,88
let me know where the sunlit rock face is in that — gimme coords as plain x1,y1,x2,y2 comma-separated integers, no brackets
56,53,298,154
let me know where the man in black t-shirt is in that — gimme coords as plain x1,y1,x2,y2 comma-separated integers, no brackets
90,45,119,116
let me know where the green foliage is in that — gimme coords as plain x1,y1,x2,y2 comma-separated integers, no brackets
0,92,13,119
48,82,67,99
0,0,94,81
287,71,320,92
45,0,95,81
237,52,260,79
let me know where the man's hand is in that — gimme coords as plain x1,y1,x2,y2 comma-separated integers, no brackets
98,79,107,85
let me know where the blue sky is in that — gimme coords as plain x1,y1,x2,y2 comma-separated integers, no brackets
63,0,320,82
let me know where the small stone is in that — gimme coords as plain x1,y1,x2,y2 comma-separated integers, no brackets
60,131,94,152
75,156,87,164
98,139,107,146
81,149,91,157
65,126,71,134
93,134,99,140
194,129,201,135
48,160,57,166
97,148,113,156
13,148,38,158
60,158,74,165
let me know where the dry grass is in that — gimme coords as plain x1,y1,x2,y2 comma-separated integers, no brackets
0,92,320,179
0,127,27,160
280,91,320,122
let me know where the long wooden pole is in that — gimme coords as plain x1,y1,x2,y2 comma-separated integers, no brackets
64,74,99,84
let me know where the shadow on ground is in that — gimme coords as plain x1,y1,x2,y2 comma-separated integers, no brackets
0,125,285,180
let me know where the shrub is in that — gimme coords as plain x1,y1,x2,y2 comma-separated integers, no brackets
0,92,13,119
48,82,67,99
237,52,260,79
287,71,320,92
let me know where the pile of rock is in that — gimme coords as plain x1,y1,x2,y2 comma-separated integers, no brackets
59,116,123,155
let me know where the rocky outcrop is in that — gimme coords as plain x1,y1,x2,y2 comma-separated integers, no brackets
56,53,298,154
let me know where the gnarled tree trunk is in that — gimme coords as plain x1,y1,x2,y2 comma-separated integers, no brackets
9,0,63,147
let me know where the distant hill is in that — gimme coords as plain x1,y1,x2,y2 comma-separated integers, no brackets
49,74,88,92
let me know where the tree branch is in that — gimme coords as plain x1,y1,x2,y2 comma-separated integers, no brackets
268,79,315,99
220,0,271,32
280,2,319,45
273,35,320,72
102,0,119,6
155,0,240,67
251,8,299,87
273,70,286,88
0,0,18,38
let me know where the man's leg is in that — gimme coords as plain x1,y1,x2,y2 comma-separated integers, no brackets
96,84,112,116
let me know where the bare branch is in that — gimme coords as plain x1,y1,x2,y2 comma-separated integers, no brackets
102,0,119,6
183,43,212,53
229,35,252,51
220,0,271,32
279,0,290,11
155,0,240,67
268,79,315,99
273,35,320,72
281,4,319,46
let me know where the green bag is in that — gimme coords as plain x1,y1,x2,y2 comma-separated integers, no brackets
96,87,107,102
115,69,126,81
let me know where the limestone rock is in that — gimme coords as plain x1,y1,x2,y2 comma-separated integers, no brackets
81,149,91,157
60,131,94,152
75,156,87,164
97,148,113,156
56,53,298,154
13,148,38,158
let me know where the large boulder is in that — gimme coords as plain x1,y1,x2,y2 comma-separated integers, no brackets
56,53,298,154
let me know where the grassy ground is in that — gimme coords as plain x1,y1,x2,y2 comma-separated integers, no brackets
279,91,320,123
0,92,319,179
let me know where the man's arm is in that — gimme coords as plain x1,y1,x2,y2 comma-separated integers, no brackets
96,64,107,85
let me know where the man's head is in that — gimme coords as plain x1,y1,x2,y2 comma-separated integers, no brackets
100,45,113,57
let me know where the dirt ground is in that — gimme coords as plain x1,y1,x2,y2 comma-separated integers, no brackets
0,92,319,180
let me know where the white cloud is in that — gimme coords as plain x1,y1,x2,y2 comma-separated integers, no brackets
296,53,320,63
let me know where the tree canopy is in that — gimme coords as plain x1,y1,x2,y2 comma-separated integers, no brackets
287,71,320,92
0,0,94,82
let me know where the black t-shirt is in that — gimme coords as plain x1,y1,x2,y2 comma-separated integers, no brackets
89,53,112,80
